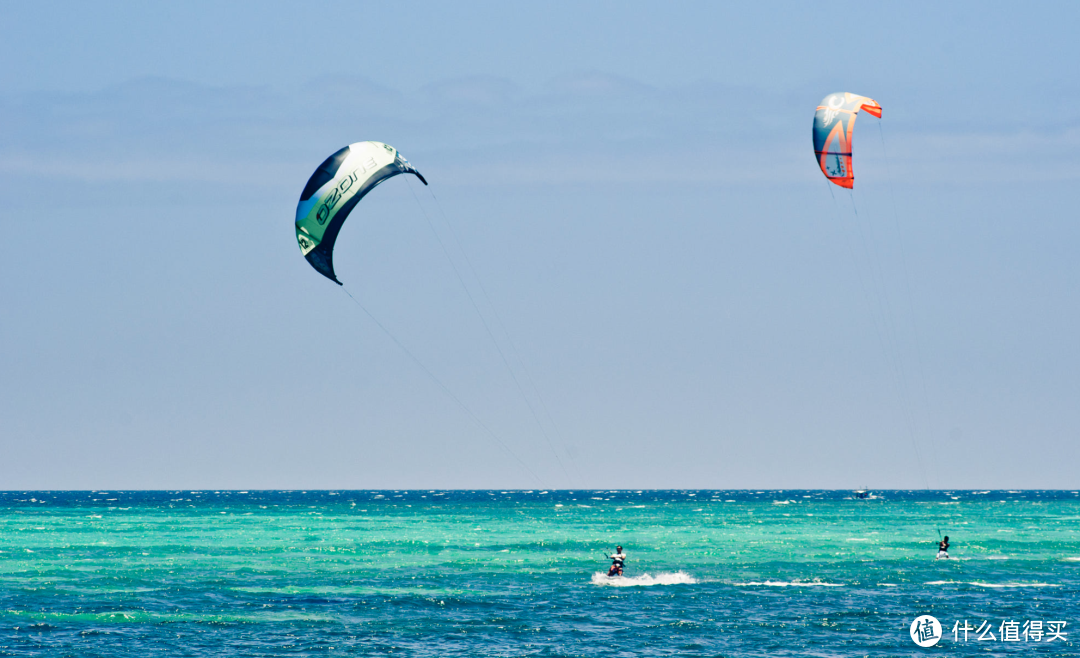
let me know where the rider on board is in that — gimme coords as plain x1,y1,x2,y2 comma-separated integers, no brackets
608,545,627,576
937,536,950,559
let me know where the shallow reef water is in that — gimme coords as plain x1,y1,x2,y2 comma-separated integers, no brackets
1,490,1077,656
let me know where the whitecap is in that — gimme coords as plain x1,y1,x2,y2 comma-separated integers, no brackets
970,582,1061,588
591,571,696,587
733,579,843,587
926,580,1060,588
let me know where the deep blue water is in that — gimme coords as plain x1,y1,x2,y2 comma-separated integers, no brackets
1,490,1077,656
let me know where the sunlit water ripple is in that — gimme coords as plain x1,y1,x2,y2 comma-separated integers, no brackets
1,490,1077,656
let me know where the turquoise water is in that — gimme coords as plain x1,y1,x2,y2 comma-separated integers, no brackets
1,490,1077,656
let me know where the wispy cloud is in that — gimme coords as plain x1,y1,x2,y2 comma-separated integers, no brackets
2,74,1077,189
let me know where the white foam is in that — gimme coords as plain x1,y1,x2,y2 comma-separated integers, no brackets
971,582,1061,588
591,571,696,587
733,579,843,587
926,580,1061,588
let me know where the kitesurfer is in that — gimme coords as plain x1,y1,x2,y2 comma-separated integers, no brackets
608,546,626,576
937,536,950,559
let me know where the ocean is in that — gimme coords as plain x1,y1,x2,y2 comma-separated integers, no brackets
1,490,1077,656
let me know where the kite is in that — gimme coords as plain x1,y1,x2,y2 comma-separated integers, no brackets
295,141,427,284
812,93,882,188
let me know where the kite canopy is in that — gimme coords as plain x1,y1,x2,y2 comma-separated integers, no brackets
812,93,882,189
295,141,427,284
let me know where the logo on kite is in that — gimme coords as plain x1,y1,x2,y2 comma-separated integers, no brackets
821,94,845,126
296,227,317,255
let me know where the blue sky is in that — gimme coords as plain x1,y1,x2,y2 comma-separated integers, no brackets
1,2,1078,489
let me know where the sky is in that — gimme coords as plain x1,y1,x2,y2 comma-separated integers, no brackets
1,1,1078,490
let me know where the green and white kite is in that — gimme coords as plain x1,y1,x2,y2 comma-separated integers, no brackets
295,141,427,284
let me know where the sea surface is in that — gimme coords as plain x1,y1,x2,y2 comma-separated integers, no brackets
1,490,1077,656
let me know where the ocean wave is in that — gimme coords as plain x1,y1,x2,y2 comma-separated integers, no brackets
2,609,335,624
231,585,471,599
926,580,1062,588
590,571,696,587
733,579,843,587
